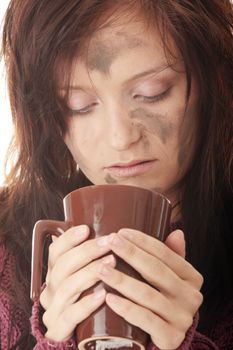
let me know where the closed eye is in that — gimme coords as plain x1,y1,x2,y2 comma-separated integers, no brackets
134,87,171,104
68,102,98,116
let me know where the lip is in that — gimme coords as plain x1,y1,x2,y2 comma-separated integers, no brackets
105,159,157,178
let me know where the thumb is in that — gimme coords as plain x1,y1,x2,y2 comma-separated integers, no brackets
165,229,186,258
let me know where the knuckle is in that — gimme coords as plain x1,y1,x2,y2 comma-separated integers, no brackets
197,272,204,289
193,270,204,289
39,289,48,310
181,286,203,314
42,310,51,328
192,290,203,309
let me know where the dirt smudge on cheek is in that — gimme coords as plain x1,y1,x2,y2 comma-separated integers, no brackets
130,108,174,144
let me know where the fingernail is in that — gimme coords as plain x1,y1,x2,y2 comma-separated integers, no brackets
97,236,110,247
93,288,105,300
111,234,124,247
118,229,133,240
102,254,115,265
75,225,89,237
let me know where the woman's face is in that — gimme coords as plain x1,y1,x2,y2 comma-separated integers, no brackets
64,17,199,206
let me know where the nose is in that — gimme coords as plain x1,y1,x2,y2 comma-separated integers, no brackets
106,105,142,151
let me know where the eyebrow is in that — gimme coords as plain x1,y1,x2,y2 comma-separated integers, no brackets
66,63,175,91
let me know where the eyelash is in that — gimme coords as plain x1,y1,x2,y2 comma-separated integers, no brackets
70,88,171,116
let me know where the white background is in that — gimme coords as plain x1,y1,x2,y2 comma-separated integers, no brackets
0,0,12,184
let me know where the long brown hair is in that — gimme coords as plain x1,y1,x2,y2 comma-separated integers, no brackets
1,0,233,348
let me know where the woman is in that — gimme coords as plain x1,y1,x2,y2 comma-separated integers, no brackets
0,0,232,349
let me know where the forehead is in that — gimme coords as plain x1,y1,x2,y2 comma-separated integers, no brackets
78,17,178,76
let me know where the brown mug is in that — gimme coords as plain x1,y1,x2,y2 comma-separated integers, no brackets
31,184,171,350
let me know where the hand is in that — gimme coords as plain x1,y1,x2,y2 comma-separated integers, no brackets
98,229,203,350
40,225,115,342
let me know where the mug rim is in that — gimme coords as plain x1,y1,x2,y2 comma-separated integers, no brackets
63,184,171,205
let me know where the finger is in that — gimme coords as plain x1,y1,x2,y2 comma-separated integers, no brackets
46,225,90,285
165,230,186,258
41,254,116,311
48,225,90,268
47,234,112,286
99,264,200,327
108,232,186,294
105,293,186,350
117,229,203,289
43,288,106,342
99,263,172,321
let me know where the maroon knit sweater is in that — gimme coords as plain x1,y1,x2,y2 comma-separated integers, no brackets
1,244,233,349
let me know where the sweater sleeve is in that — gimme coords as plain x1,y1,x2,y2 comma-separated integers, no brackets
0,245,27,350
31,298,77,349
